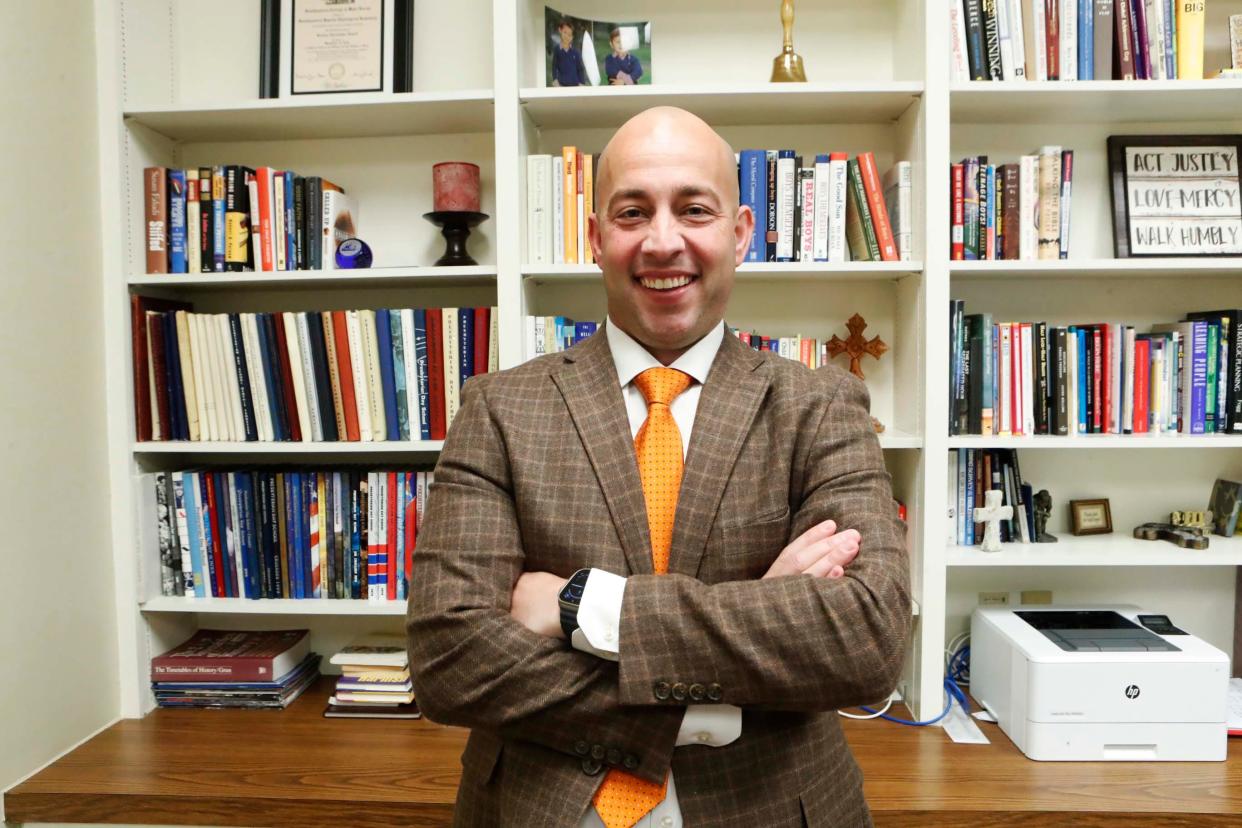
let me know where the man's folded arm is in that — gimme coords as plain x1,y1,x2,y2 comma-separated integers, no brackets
406,376,681,784
615,371,913,713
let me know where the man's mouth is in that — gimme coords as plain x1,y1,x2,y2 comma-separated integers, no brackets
635,273,697,292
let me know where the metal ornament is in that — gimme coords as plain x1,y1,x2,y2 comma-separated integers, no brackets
770,0,807,82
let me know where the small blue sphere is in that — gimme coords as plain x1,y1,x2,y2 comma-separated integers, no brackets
335,238,373,269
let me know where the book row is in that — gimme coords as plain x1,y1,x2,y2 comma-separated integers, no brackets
148,468,434,601
949,302,1242,436
950,0,1219,82
947,448,1038,547
131,298,497,442
737,152,911,264
143,165,356,275
524,315,851,371
525,149,912,267
951,148,1075,261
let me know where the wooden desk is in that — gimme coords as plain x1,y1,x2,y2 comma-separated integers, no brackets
7,678,1242,827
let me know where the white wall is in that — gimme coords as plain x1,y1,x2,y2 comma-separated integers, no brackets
0,0,119,817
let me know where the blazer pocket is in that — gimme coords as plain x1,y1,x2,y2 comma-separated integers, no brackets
718,505,791,557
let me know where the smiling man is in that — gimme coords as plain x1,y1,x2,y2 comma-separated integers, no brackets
407,107,911,827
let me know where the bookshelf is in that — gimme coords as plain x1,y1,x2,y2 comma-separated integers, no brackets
93,0,1242,728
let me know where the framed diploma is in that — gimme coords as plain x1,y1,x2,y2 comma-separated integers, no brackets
292,0,387,95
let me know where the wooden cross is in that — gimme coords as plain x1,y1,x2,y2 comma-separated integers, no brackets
827,313,888,379
973,489,1013,553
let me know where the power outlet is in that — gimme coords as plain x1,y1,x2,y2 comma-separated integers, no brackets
978,591,1010,607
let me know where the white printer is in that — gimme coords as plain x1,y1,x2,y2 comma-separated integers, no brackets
970,605,1228,761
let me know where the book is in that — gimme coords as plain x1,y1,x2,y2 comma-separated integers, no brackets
151,629,310,682
330,634,409,668
324,701,421,719
144,167,168,274
882,161,912,261
1176,0,1205,79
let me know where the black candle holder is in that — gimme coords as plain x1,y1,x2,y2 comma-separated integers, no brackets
422,210,488,266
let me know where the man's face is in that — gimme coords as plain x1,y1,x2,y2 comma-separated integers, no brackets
611,35,624,55
558,24,572,46
588,124,753,364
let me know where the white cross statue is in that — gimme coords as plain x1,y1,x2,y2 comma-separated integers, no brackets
973,489,1013,553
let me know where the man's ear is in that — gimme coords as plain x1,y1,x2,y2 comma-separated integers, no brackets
588,211,603,262
733,204,756,265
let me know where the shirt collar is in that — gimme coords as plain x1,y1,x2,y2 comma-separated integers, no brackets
605,317,725,388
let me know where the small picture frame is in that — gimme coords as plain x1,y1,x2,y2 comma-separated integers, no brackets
1069,499,1113,536
1107,134,1242,257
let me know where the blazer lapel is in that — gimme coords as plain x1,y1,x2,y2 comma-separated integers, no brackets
551,332,654,576
668,333,770,578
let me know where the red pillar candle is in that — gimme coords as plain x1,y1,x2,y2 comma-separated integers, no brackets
432,162,481,212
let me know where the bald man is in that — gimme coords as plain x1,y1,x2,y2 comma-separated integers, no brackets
407,107,911,827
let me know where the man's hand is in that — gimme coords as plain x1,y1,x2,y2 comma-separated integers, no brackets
511,571,568,639
762,520,860,580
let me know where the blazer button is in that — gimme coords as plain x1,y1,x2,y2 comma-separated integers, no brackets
624,754,639,770
671,682,688,701
707,682,723,701
653,681,672,701
606,747,623,766
591,744,606,760
581,757,603,776
688,682,706,701
574,740,590,756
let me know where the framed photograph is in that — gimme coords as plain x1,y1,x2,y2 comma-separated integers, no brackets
1107,134,1242,257
545,6,652,88
1069,499,1113,536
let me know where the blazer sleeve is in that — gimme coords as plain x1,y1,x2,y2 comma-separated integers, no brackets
614,370,912,711
406,375,683,784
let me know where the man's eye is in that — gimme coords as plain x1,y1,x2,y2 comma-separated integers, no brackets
617,208,644,219
684,205,711,217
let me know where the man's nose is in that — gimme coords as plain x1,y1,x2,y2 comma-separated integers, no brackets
639,210,686,259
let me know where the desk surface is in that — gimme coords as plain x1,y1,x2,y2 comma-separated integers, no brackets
7,677,1242,827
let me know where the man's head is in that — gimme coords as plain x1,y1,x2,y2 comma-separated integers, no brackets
557,20,573,46
589,107,753,365
609,28,625,56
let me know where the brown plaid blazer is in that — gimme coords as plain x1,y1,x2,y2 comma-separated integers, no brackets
406,328,911,827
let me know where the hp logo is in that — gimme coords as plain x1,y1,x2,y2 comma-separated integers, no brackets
1124,685,1141,700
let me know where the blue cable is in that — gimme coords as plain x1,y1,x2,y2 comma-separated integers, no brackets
855,645,972,727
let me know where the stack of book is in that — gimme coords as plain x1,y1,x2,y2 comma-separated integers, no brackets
948,448,1036,546
143,166,356,274
150,628,320,709
729,327,834,369
325,634,420,719
525,316,598,356
524,149,911,266
951,148,1074,261
949,0,1220,82
130,301,497,442
148,468,432,601
949,303,1241,436
737,151,910,264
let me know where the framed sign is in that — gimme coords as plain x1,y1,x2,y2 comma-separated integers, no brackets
1069,498,1113,536
1107,134,1242,257
261,0,413,98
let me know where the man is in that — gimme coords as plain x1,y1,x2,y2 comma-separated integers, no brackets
551,19,588,87
407,107,911,827
604,28,642,85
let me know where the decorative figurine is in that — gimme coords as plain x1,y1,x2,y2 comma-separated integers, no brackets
974,489,1013,553
1170,510,1212,531
1134,522,1210,550
424,162,489,266
1033,489,1057,543
827,313,888,380
770,0,807,82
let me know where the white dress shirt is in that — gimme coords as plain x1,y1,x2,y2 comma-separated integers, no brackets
573,318,742,828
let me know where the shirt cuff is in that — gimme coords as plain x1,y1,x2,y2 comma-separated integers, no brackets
569,568,626,661
675,704,743,747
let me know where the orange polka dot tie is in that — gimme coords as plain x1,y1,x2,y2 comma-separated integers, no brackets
592,366,693,828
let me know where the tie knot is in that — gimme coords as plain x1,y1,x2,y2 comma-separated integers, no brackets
634,367,692,408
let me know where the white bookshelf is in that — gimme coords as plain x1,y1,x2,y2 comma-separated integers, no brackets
94,0,1242,723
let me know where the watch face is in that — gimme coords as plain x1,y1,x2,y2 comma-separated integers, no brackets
560,569,589,603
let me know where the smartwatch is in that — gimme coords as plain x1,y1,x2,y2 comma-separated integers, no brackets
558,568,592,640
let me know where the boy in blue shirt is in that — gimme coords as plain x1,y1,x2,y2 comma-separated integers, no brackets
551,19,588,87
604,27,643,85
